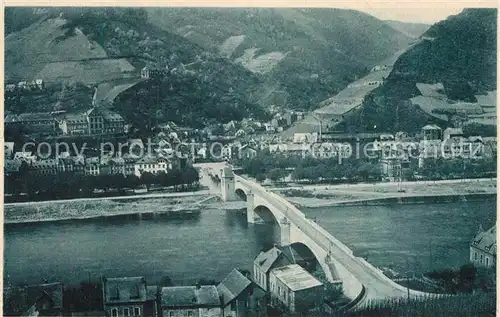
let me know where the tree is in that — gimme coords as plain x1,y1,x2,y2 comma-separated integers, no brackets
181,166,200,189
125,174,140,189
267,168,286,184
255,173,266,182
140,172,156,192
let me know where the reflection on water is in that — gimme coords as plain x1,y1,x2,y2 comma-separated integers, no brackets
4,198,496,285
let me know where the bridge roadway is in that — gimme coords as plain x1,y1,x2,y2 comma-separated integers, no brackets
235,175,431,308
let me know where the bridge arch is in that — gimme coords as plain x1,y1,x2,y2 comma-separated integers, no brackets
253,205,281,226
288,242,324,273
235,188,247,201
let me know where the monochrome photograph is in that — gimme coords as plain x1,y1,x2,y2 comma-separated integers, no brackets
3,5,497,317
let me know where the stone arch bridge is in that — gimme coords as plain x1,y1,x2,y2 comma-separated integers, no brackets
196,163,431,308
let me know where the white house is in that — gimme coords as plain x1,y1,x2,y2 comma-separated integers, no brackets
470,224,496,268
134,156,171,177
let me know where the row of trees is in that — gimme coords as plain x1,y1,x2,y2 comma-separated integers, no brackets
5,167,200,202
237,151,496,185
426,263,496,294
237,153,383,184
417,157,496,180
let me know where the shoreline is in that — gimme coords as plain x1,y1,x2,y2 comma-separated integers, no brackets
4,197,247,226
4,189,210,207
288,192,497,208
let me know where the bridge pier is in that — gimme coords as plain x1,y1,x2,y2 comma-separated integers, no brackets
279,218,291,246
220,166,237,202
246,191,256,223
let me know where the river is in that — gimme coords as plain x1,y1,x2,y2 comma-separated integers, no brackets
4,198,496,286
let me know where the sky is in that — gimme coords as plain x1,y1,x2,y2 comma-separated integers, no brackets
358,7,465,24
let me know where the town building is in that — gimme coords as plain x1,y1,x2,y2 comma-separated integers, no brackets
470,225,496,268
160,285,222,317
5,83,17,92
268,264,323,313
253,246,293,292
58,112,89,135
239,145,258,159
30,159,59,176
5,142,15,159
293,133,318,144
10,112,58,135
421,125,442,141
134,156,172,177
443,127,464,141
8,282,64,317
217,269,254,317
102,276,156,317
141,66,167,79
4,159,23,176
13,151,37,164
85,157,101,176
58,107,125,136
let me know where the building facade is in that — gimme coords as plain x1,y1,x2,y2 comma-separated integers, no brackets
217,269,253,317
102,276,156,317
134,156,171,177
253,247,293,292
268,264,323,313
58,107,124,136
160,285,222,317
470,225,496,268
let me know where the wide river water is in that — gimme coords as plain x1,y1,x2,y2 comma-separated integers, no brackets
4,197,496,286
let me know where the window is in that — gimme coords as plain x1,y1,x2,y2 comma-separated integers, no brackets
486,257,489,267
124,308,130,316
169,311,174,317
111,308,118,317
475,252,478,260
188,311,194,317
480,254,483,263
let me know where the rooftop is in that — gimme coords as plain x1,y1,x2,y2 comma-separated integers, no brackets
103,276,147,303
271,264,323,292
135,155,169,165
217,269,251,306
471,225,496,255
100,108,124,122
422,124,442,130
254,246,291,273
161,286,220,308
18,112,55,122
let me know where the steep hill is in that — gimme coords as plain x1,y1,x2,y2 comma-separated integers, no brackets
338,8,497,134
4,7,269,128
147,8,413,110
384,20,430,38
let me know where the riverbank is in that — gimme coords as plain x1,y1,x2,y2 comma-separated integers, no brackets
279,178,497,208
4,189,210,207
4,194,247,225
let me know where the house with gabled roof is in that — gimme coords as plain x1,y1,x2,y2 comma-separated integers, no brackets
253,246,293,292
102,276,156,317
3,282,64,317
470,224,496,268
217,269,253,317
160,285,221,317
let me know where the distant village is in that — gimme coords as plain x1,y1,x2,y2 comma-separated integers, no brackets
3,74,497,196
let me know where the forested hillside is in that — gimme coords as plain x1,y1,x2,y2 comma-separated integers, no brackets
339,8,497,134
